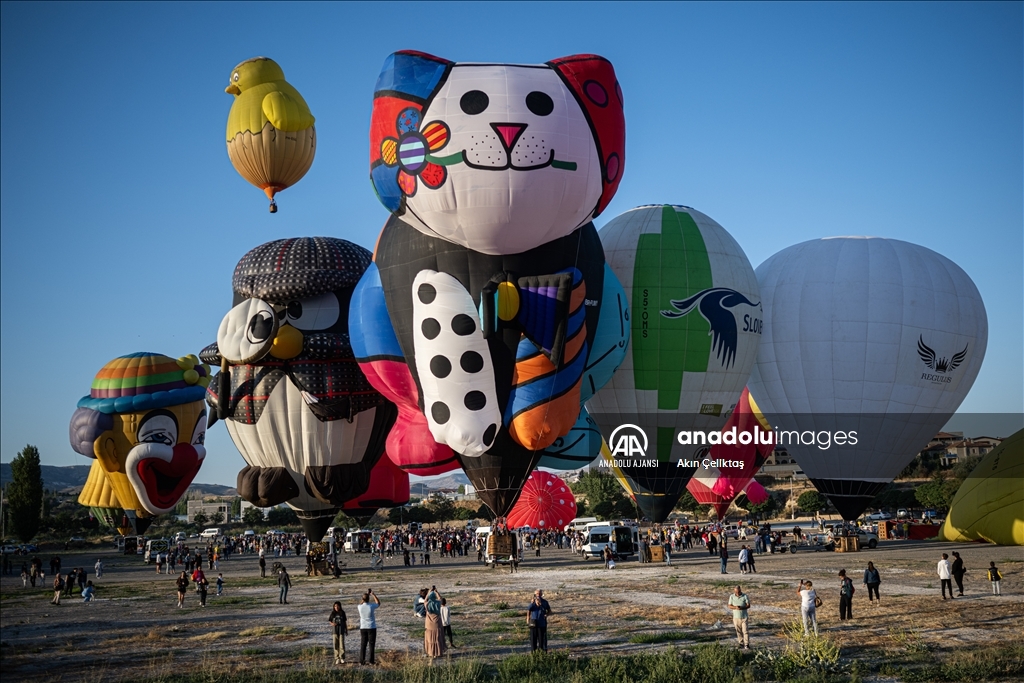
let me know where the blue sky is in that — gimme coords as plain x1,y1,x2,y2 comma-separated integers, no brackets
2,2,1021,486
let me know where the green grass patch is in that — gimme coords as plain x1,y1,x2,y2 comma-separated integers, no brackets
492,601,510,610
498,610,521,618
628,631,690,644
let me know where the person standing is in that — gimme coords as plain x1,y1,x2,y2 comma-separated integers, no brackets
719,541,729,574
527,589,552,653
938,553,954,599
176,571,189,608
216,573,224,596
424,588,445,659
951,552,966,596
278,567,291,604
440,597,455,648
198,576,208,607
728,585,751,649
51,573,64,605
259,553,267,579
798,580,819,636
329,601,348,665
838,569,854,621
738,546,749,574
358,589,381,665
863,561,881,603
988,562,1002,596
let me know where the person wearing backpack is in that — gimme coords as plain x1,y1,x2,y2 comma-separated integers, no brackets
838,569,854,620
51,573,65,605
988,562,1003,596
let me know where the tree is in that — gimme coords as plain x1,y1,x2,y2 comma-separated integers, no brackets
192,511,209,529
242,507,265,527
210,511,225,526
457,485,465,495
230,497,242,518
266,506,299,526
475,503,495,521
426,495,457,523
570,469,627,515
914,471,960,511
675,491,703,514
743,493,779,520
7,445,44,542
797,490,826,513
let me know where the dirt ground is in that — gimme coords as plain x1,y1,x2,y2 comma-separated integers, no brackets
1,538,1021,681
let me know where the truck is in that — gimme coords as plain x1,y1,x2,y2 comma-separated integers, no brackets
483,527,523,567
580,523,637,561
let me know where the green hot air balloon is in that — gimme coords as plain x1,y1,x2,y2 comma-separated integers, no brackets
589,205,762,521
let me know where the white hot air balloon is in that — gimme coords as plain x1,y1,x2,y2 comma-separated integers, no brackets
748,237,987,520
590,205,762,521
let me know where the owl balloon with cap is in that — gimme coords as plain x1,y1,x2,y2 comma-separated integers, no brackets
201,237,396,541
69,353,211,535
350,51,629,516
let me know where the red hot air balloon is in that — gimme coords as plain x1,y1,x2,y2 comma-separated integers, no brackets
506,471,577,531
743,480,769,505
686,388,774,519
342,454,410,525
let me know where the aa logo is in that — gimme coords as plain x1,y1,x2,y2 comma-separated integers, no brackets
609,424,648,457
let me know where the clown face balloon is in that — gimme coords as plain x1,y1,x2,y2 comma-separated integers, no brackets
355,52,627,516
69,353,211,534
201,237,396,541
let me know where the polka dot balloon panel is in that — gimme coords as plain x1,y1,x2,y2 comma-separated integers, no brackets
506,470,577,530
233,237,372,301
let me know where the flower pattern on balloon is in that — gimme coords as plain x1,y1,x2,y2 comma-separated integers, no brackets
379,108,450,197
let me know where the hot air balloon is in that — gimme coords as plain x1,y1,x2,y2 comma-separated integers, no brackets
748,237,988,520
686,388,774,519
940,429,1023,546
69,353,212,535
342,455,411,527
506,471,577,531
77,459,126,532
224,57,316,212
743,480,769,505
201,237,397,541
351,50,627,517
589,205,762,522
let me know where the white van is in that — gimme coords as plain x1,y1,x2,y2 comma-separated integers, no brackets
144,538,170,564
199,528,221,539
343,530,373,553
564,517,599,533
581,524,637,560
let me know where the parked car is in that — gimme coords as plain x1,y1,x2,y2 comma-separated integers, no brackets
19,544,38,553
864,512,892,522
787,533,835,552
1,544,20,555
826,525,879,549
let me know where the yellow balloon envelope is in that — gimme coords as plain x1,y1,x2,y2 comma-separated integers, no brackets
225,57,316,213
940,428,1024,546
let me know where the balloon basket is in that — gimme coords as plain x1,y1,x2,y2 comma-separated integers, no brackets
269,200,278,213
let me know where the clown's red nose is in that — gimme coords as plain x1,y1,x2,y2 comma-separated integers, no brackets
493,123,525,151
171,443,199,471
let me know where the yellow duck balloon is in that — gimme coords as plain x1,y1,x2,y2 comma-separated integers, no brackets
225,57,315,213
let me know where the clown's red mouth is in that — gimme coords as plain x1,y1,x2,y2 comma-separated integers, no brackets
131,444,203,514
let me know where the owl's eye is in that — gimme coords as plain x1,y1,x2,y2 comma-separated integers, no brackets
286,292,339,331
460,90,489,115
233,72,240,82
526,91,553,117
247,309,275,343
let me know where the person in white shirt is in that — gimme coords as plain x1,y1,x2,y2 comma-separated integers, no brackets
357,588,381,665
738,546,750,573
440,597,455,647
797,580,819,636
937,553,954,599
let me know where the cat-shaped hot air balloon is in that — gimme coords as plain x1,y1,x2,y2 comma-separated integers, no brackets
351,51,629,515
